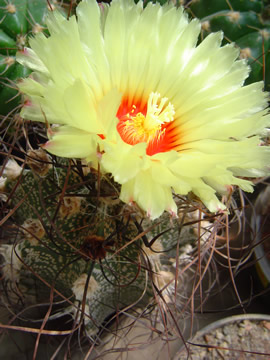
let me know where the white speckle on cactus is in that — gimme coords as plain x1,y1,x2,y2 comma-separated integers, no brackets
201,20,210,32
59,196,82,218
22,218,45,245
32,23,45,34
72,273,99,302
227,11,240,22
259,29,270,40
67,302,94,330
141,240,172,300
80,304,92,325
178,210,212,245
0,244,22,282
1,159,22,180
26,148,52,177
5,3,16,14
48,5,55,11
81,159,92,176
16,34,27,49
239,47,252,60
154,270,175,303
0,177,7,196
177,244,194,263
191,211,212,245
4,56,15,67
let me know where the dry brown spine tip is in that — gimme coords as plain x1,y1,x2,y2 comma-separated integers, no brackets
80,235,112,261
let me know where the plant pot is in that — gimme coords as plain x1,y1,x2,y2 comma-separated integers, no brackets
174,314,270,359
252,185,270,292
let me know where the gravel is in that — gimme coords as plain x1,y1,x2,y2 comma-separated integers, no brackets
175,314,270,360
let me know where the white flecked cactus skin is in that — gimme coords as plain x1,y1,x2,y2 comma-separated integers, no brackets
1,0,268,355
0,150,206,338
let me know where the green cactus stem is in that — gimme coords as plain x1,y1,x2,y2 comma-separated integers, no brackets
188,0,270,90
0,148,210,338
0,0,65,116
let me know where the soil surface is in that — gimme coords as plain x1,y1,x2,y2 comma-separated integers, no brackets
175,316,270,360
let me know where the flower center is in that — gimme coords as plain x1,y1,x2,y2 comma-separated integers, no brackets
117,92,175,155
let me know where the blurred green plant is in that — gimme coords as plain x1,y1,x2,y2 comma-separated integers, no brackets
188,0,270,89
0,0,66,116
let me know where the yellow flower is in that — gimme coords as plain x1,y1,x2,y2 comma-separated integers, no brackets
17,0,270,219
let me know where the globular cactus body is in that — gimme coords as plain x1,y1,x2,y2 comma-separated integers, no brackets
1,152,194,336
189,0,270,89
0,0,63,115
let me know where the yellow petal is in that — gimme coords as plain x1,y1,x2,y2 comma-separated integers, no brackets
102,140,146,183
120,170,177,219
43,126,99,159
17,0,270,219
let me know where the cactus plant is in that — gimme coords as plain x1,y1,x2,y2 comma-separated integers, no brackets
0,0,66,116
188,0,270,89
1,149,206,339
0,0,269,358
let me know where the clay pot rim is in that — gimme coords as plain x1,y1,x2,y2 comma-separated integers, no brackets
189,313,270,339
174,313,270,359
252,213,270,287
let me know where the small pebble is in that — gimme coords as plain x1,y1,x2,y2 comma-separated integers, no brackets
262,321,270,330
216,329,223,340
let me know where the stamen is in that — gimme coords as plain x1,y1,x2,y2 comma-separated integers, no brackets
144,92,175,131
117,92,175,155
